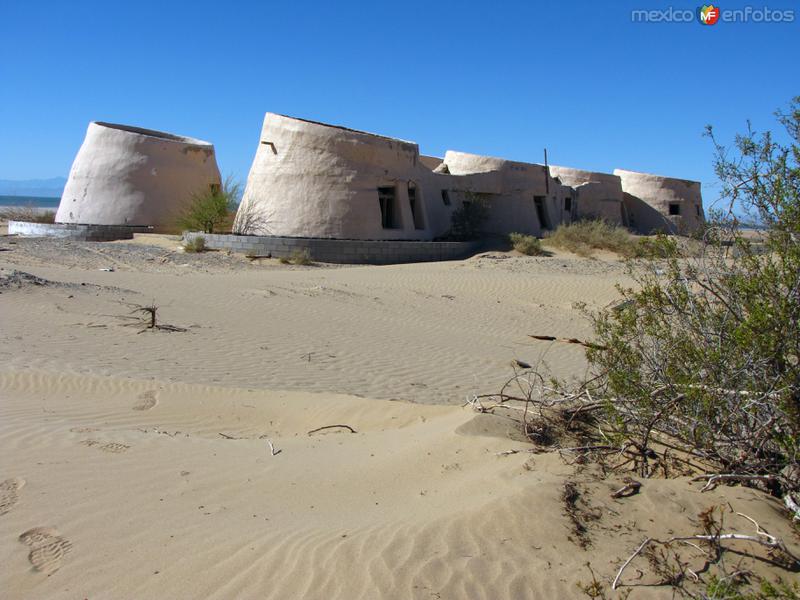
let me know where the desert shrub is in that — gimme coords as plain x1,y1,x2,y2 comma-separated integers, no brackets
586,98,800,494
177,175,240,234
449,193,489,240
509,232,544,256
290,248,312,265
278,248,313,265
0,206,56,223
182,236,206,253
544,220,637,257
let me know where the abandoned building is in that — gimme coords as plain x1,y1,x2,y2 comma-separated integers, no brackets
56,122,221,231
233,113,704,240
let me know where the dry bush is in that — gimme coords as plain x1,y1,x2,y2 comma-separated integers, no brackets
509,232,545,256
0,206,56,223
278,249,313,265
182,236,206,253
544,220,638,257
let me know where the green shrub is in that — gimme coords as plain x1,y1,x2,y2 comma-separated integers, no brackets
586,98,800,493
177,175,240,234
509,232,544,256
182,236,206,253
545,220,636,257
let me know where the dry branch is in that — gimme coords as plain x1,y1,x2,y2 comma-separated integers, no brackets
307,424,357,436
612,512,799,590
611,478,642,499
692,473,777,492
267,439,281,456
529,334,607,351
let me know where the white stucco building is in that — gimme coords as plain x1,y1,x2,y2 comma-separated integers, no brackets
56,122,221,231
234,113,704,240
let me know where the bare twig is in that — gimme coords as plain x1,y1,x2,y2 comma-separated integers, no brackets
529,334,608,351
267,439,281,456
307,424,357,435
496,449,520,456
612,537,652,589
692,473,776,492
612,512,798,590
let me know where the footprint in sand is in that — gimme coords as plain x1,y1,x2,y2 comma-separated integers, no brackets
100,442,130,454
19,527,72,574
133,390,158,411
0,477,26,515
70,426,97,434
80,440,130,453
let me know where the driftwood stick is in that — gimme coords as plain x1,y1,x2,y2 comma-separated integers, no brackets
613,513,798,590
496,449,520,456
611,478,642,499
612,537,652,589
528,334,608,351
692,473,776,492
307,424,357,436
267,439,281,456
218,432,237,439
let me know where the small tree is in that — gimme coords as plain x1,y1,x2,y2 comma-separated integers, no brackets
177,175,241,234
586,98,800,493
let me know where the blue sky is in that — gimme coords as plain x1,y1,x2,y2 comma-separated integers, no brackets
1,0,798,209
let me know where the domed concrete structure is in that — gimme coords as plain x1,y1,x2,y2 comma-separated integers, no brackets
234,112,703,241
235,113,572,240
549,166,625,226
56,122,221,231
234,113,434,239
614,169,704,234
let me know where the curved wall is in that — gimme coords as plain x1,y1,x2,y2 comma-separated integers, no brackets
549,166,624,225
614,169,704,234
235,113,434,239
56,122,221,230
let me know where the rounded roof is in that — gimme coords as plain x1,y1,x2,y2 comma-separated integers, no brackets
549,165,621,186
266,113,418,150
614,168,700,186
92,121,214,147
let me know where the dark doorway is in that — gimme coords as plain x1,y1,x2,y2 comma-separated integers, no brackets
378,186,398,229
408,183,425,229
534,195,551,230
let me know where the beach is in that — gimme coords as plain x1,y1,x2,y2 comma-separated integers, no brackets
1,233,797,599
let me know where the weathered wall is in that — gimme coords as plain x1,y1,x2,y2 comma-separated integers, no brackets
9,221,151,241
235,113,442,240
56,122,221,231
234,113,703,241
184,232,481,264
614,169,704,234
549,166,625,225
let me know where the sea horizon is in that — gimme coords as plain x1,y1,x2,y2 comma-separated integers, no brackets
0,195,60,208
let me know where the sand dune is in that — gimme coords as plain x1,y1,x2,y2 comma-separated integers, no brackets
0,239,628,405
2,237,797,599
1,370,796,599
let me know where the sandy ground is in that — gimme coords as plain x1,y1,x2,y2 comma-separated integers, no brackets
1,233,797,599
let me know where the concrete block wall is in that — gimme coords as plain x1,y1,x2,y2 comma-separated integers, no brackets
8,221,152,241
184,232,481,264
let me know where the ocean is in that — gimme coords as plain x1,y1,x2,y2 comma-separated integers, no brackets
0,195,60,208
